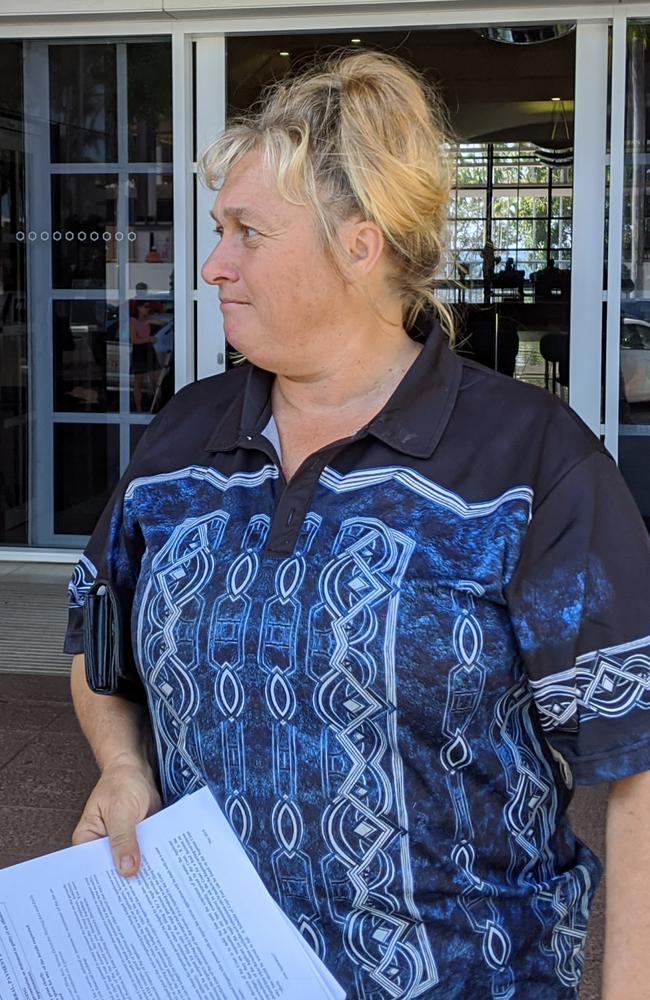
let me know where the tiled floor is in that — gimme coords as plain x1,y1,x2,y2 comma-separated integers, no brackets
0,672,98,869
0,668,609,998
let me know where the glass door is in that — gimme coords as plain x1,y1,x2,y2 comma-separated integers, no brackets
226,28,576,391
0,41,27,546
23,38,174,546
618,21,650,525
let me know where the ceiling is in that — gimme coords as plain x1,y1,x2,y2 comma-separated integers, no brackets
227,27,576,143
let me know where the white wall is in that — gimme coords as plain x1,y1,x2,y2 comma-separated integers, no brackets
0,0,627,20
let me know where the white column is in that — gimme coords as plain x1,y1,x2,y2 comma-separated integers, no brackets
23,41,53,546
569,22,609,435
195,34,226,381
604,13,628,461
172,25,195,391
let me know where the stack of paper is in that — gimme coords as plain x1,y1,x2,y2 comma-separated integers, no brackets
0,786,346,1000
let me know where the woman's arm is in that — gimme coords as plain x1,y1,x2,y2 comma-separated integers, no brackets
148,313,170,327
70,653,162,876
602,768,650,998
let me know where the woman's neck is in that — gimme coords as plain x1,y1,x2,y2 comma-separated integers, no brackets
271,329,421,422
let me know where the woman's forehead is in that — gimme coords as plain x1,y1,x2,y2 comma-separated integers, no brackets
212,161,309,229
214,153,274,209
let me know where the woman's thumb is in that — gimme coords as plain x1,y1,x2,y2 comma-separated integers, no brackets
107,819,142,877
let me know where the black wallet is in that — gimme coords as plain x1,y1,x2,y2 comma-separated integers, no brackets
82,578,143,701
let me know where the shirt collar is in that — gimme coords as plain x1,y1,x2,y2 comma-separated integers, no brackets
204,323,462,460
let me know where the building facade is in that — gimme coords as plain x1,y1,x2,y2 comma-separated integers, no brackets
1,0,650,561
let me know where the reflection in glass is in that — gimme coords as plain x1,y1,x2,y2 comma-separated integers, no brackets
7,36,176,548
618,24,650,522
128,173,173,294
49,44,117,163
0,40,27,544
53,300,119,412
127,42,173,163
51,174,117,289
130,422,148,456
129,294,174,413
53,423,119,535
444,142,573,396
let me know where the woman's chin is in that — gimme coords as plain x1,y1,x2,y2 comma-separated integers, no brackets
226,331,273,370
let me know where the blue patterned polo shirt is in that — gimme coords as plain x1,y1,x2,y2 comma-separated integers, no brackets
65,327,650,999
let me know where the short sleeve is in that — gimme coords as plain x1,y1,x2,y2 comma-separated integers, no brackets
506,450,650,785
63,452,147,701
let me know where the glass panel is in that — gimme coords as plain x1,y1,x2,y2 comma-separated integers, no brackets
619,23,650,523
493,196,517,219
494,164,519,185
0,40,27,545
128,294,175,414
519,164,548,185
127,42,173,163
455,146,488,186
456,194,486,219
128,172,174,294
8,36,176,548
53,422,119,535
130,422,148,454
454,218,486,249
53,299,119,412
49,44,117,164
51,174,118,289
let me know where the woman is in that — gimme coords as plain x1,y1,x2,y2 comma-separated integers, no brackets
129,298,168,411
65,52,650,999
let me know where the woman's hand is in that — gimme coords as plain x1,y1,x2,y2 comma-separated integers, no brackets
72,753,162,877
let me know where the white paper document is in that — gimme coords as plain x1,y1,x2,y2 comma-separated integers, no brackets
0,787,345,1000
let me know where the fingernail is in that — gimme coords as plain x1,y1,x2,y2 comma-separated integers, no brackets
120,855,136,875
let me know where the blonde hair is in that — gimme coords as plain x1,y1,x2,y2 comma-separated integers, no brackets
200,50,454,339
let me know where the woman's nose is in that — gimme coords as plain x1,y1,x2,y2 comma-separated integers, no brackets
201,241,238,286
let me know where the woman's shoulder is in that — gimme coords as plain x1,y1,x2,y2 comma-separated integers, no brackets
453,356,610,498
140,364,251,443
122,365,254,483
458,357,599,448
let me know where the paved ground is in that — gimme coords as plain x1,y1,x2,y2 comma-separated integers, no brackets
0,668,608,998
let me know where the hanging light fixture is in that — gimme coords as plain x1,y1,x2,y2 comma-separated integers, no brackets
476,25,575,45
533,97,573,167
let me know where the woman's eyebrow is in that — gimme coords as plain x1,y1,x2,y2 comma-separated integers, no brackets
210,206,270,227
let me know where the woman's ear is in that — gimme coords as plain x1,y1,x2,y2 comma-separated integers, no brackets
341,219,386,280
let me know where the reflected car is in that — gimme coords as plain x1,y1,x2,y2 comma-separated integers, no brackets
621,318,650,404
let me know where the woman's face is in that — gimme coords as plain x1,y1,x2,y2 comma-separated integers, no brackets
201,150,350,376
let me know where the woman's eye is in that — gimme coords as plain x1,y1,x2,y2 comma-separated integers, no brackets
242,225,259,241
212,226,223,242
